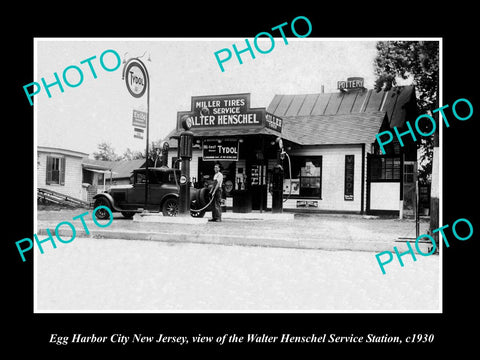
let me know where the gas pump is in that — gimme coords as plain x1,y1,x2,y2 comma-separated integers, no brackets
271,137,285,213
178,116,193,216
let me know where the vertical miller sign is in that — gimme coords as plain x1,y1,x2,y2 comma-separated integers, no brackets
122,56,150,209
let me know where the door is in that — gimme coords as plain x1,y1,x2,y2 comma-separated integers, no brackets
250,164,267,211
366,154,402,213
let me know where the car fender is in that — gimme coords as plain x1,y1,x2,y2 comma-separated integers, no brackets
93,193,123,212
160,192,179,208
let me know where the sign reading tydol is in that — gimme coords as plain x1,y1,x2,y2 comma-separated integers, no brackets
202,138,239,161
125,61,147,98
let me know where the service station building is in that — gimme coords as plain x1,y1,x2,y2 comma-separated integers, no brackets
166,83,418,216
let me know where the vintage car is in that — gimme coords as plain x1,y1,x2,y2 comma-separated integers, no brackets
92,166,212,219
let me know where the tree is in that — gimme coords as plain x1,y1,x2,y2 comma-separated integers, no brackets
123,140,166,165
92,141,122,161
93,140,167,165
373,41,439,184
122,148,144,160
374,41,440,244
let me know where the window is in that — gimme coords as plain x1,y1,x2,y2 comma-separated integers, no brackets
46,155,65,185
404,163,415,183
97,173,105,185
286,156,322,198
134,170,168,184
370,156,401,181
135,171,146,184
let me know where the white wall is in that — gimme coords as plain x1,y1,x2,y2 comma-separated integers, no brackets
369,182,400,210
37,152,84,199
267,145,365,212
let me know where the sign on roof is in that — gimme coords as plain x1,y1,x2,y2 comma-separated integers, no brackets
337,77,364,91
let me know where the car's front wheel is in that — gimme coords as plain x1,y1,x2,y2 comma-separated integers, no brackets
93,197,112,220
162,197,178,216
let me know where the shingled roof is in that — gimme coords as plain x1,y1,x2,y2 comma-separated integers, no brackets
165,86,416,147
267,85,416,128
82,158,146,179
281,111,388,145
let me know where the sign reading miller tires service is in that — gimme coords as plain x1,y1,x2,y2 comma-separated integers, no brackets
177,93,282,134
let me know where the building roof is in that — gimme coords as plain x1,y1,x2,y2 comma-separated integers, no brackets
281,111,388,145
110,159,146,179
82,158,116,171
164,86,416,148
267,85,416,128
38,146,89,158
82,158,146,179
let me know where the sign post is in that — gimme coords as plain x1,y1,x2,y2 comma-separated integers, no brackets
122,57,150,211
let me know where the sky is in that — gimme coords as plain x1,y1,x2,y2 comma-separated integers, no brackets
35,38,380,157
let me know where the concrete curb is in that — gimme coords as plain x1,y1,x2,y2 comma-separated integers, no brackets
37,227,434,254
133,212,295,222
133,213,209,224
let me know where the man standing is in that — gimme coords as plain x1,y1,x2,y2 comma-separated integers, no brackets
209,163,223,222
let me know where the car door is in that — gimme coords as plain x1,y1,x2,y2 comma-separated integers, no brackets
147,170,164,208
127,170,147,207
148,170,179,207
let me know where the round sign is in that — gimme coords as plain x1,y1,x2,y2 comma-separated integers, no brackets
125,62,147,98
179,175,187,184
224,180,233,193
200,107,210,116
181,115,193,130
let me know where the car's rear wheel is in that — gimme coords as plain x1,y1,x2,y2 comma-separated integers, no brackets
93,197,112,220
162,197,178,216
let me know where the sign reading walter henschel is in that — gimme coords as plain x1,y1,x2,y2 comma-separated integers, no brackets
177,93,268,132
